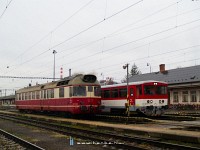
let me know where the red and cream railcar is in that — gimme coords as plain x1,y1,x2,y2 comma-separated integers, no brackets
101,80,168,116
15,74,101,115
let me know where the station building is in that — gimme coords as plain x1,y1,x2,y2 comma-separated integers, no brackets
0,95,15,108
129,64,200,109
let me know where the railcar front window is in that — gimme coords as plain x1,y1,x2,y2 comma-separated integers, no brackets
73,86,86,96
144,85,167,95
144,86,154,95
156,86,167,95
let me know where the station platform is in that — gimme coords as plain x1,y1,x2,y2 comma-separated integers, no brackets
0,110,200,144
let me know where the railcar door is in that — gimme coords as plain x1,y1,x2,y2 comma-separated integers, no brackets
129,87,135,106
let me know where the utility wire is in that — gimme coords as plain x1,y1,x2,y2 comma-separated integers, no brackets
18,22,200,78
0,75,60,80
4,0,143,75
62,18,200,67
50,0,143,49
6,0,95,68
0,0,13,20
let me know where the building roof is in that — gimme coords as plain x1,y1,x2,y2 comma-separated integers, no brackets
129,65,200,85
0,95,15,100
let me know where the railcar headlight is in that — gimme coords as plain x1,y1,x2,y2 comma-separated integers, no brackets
162,100,165,103
97,100,101,105
147,100,150,103
150,100,153,103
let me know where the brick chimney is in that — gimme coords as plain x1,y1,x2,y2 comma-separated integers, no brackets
159,64,165,73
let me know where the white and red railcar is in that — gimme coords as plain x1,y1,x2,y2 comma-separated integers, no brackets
101,80,168,116
15,74,101,115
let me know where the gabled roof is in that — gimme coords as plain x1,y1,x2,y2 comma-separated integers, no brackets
129,65,200,85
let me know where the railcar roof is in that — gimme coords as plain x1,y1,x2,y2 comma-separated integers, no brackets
16,74,99,93
101,80,167,88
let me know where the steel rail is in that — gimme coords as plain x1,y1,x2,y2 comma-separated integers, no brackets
0,129,44,150
0,113,199,150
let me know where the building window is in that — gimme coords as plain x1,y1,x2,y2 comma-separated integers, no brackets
182,91,189,102
59,87,64,98
173,92,179,103
190,91,197,102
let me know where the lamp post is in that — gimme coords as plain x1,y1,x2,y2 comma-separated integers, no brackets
123,63,130,117
53,50,57,81
147,63,151,73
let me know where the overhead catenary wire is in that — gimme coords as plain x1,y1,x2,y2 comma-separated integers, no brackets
60,18,200,67
3,0,143,75
5,0,96,68
0,0,13,20
29,6,200,71
50,0,144,49
14,22,200,79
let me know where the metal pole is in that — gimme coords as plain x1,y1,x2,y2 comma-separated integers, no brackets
53,50,57,81
126,64,130,117
123,63,130,117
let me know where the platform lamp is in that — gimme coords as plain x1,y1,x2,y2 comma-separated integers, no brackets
123,63,130,117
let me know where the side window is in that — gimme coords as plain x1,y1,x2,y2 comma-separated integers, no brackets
32,91,35,99
130,88,134,97
104,90,110,98
59,87,64,98
25,93,28,100
41,90,44,99
88,86,93,92
19,94,21,100
94,86,101,96
36,91,40,99
70,87,73,97
111,89,118,98
51,89,54,98
119,88,127,98
44,90,47,99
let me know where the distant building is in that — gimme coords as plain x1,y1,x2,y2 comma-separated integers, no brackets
129,64,200,109
0,95,15,107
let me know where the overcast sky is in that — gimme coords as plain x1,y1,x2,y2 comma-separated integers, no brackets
0,0,200,95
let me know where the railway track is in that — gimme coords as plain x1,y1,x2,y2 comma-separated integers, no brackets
0,129,44,150
0,113,199,150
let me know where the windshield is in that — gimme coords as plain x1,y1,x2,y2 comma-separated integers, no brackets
144,85,167,95
73,86,86,96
